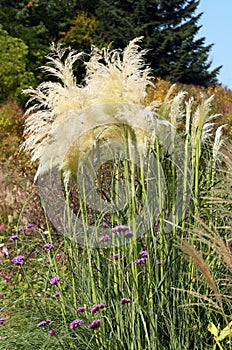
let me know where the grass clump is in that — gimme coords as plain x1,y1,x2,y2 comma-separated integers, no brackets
0,38,232,349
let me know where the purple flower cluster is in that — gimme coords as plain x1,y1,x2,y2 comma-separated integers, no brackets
156,260,162,265
111,225,129,233
70,319,82,329
120,298,130,304
54,292,60,298
88,319,101,329
125,231,134,238
99,234,110,243
134,258,147,264
77,306,86,313
134,250,148,264
12,255,24,265
43,243,54,250
91,303,105,314
48,329,57,336
0,317,6,324
50,277,60,285
139,250,148,257
37,319,51,327
9,235,19,242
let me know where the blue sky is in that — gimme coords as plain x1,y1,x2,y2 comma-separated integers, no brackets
196,0,232,89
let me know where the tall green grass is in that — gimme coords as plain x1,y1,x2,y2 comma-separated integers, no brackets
1,88,231,350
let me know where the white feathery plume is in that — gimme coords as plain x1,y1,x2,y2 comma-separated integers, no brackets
191,95,220,146
84,37,151,105
22,38,155,181
212,124,227,161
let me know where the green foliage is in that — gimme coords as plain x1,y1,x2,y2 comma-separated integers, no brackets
0,26,35,103
60,12,104,51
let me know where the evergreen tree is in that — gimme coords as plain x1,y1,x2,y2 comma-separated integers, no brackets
95,0,221,86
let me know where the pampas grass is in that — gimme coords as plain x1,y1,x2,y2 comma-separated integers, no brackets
22,38,156,181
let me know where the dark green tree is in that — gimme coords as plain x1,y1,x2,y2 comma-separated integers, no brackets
95,0,221,86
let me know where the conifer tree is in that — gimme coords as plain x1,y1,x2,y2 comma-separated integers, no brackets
95,0,221,86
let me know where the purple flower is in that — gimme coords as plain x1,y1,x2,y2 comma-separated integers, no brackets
134,258,147,265
77,306,86,313
9,235,19,242
156,260,162,265
12,255,24,265
37,320,51,327
48,329,57,336
113,253,119,260
69,319,82,329
0,317,6,324
54,292,60,298
99,234,110,242
111,225,129,233
25,224,35,231
91,303,105,314
120,298,130,304
125,231,134,238
139,250,148,257
88,319,101,329
103,222,109,228
43,243,54,250
50,277,60,285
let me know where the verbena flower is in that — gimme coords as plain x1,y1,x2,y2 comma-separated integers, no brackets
88,319,101,329
54,292,60,298
99,234,110,243
91,303,105,313
50,277,60,285
134,257,147,265
113,253,119,260
9,235,19,242
48,329,57,336
111,225,129,233
139,250,148,257
12,255,24,265
125,231,134,238
77,306,86,313
120,298,130,304
156,260,162,265
25,224,35,232
43,243,54,250
70,319,82,329
0,317,6,324
37,320,51,327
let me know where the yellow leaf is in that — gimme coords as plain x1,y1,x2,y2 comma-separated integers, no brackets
208,322,219,337
218,321,232,341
